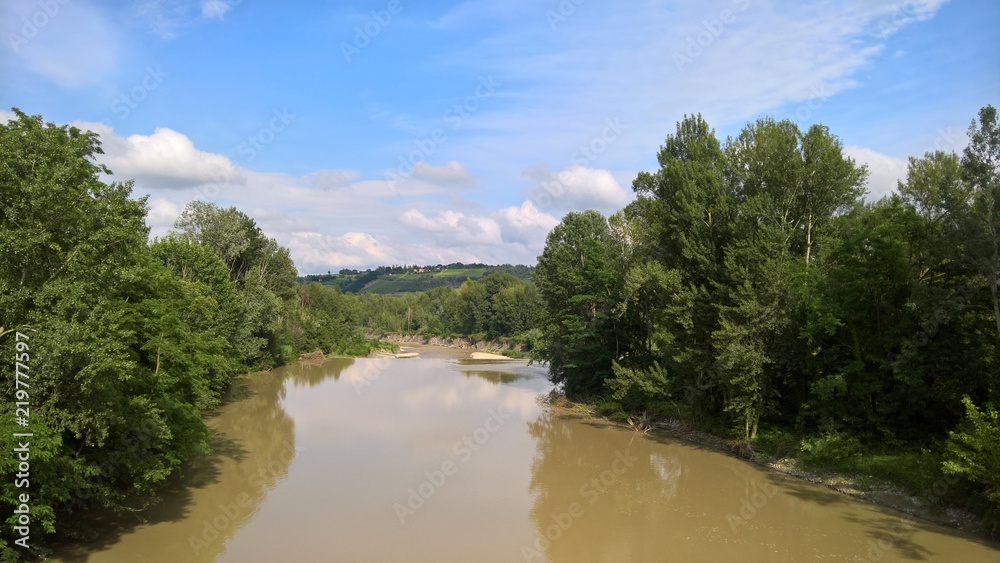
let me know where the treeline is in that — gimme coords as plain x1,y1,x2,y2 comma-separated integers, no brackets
354,273,543,340
0,111,375,558
534,107,1000,533
301,263,534,295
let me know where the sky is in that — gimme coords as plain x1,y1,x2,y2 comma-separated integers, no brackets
1,0,998,273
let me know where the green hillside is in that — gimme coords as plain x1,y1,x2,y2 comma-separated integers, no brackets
298,264,531,294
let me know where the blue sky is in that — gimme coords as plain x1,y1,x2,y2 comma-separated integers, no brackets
2,0,997,272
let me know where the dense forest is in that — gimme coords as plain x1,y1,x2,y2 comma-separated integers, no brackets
533,106,1000,534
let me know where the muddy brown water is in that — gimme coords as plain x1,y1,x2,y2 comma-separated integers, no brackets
51,351,1000,562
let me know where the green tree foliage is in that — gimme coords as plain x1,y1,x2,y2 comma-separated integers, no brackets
534,106,1000,528
944,397,1000,534
0,110,372,557
170,202,298,368
296,282,370,356
0,111,156,555
351,272,542,342
535,211,620,397
961,105,1000,340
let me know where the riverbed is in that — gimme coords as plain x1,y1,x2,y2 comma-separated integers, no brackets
51,347,1000,562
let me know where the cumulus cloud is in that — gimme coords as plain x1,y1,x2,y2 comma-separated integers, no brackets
146,198,181,239
400,209,504,245
527,165,632,214
74,122,244,190
844,145,909,201
285,232,395,272
495,201,559,245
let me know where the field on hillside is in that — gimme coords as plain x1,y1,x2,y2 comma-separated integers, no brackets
299,265,512,295
360,268,489,293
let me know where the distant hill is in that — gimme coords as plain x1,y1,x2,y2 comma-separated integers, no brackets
297,263,534,294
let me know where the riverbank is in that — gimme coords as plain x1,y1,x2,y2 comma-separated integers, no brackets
365,341,516,361
540,391,993,540
366,335,995,539
367,332,532,357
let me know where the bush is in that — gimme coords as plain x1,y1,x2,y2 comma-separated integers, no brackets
754,426,800,460
943,397,1000,535
593,398,629,423
799,432,864,468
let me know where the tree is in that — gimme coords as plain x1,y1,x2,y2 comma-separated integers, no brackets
630,115,732,416
172,201,298,368
535,211,619,397
0,111,153,554
0,110,311,557
961,105,1000,342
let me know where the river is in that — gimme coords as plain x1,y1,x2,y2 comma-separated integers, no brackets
51,347,1000,562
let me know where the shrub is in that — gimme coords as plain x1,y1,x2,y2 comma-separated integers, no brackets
799,432,864,468
942,396,1000,535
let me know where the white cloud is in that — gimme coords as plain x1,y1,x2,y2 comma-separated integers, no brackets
200,0,232,20
131,0,236,38
399,209,504,245
870,0,950,38
527,165,632,214
74,122,244,190
425,0,952,176
146,198,181,239
286,232,395,272
411,161,474,187
495,201,559,245
844,145,909,201
303,169,360,190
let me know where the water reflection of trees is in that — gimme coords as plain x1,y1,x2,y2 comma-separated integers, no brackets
526,412,683,562
288,357,352,387
461,369,523,385
55,360,350,562
197,359,352,558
